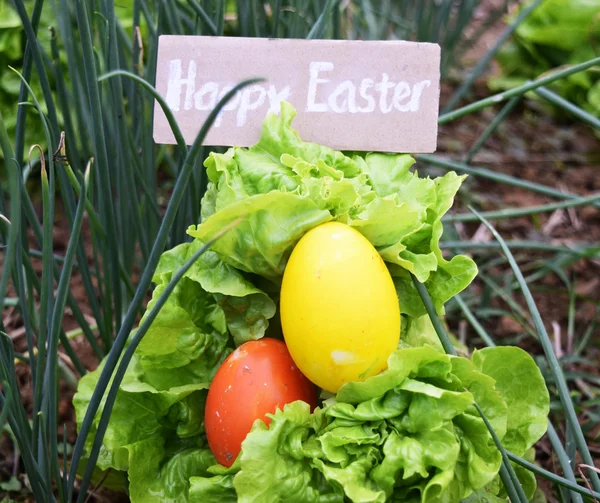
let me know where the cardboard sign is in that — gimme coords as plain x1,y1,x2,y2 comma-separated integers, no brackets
153,36,440,153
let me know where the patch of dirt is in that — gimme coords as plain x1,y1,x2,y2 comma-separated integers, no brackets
436,75,600,502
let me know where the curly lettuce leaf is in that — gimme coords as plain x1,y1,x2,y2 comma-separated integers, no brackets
75,342,548,503
189,345,546,503
191,102,476,316
151,239,276,346
146,448,218,502
472,346,549,456
73,352,210,468
188,192,332,280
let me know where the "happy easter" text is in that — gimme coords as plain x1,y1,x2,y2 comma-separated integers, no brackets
165,59,432,127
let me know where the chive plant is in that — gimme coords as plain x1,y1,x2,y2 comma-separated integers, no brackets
0,0,599,501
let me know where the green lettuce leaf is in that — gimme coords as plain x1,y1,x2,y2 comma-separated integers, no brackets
191,102,476,316
490,0,600,114
472,346,549,456
188,192,333,280
151,239,276,346
189,345,545,503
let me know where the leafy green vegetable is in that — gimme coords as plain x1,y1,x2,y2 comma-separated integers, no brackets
188,346,548,503
74,103,549,502
190,102,477,312
490,0,600,116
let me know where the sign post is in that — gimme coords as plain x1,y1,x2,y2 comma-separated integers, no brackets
153,36,440,153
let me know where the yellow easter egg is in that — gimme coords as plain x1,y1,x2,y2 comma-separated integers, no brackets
280,222,401,393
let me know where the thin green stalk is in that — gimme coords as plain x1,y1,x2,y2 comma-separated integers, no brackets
0,338,32,437
0,336,49,499
470,206,600,492
0,112,20,315
547,421,584,503
249,0,260,37
565,421,577,502
50,29,83,171
236,0,250,37
15,232,37,388
465,96,521,163
130,0,143,124
446,193,600,223
0,386,10,428
418,154,600,210
43,161,91,500
438,57,600,125
536,86,600,130
62,424,68,498
139,0,157,39
125,129,163,220
185,0,218,34
58,331,87,377
524,251,583,286
575,306,600,357
75,0,121,342
61,159,105,238
13,0,45,166
306,0,337,39
12,0,60,143
61,160,136,305
99,70,187,157
67,78,262,499
162,0,184,34
443,0,544,112
453,294,496,347
332,0,341,38
475,402,529,503
411,275,456,355
216,0,226,35
479,275,537,338
33,162,53,462
440,240,599,257
54,0,94,156
38,410,53,500
271,0,281,36
507,451,592,500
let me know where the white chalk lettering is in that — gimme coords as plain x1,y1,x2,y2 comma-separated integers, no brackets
392,82,411,112
165,58,432,126
306,62,333,112
408,80,431,112
267,85,291,114
194,81,219,111
166,59,197,112
375,73,396,113
214,85,241,127
237,85,267,127
328,80,357,113
357,78,375,113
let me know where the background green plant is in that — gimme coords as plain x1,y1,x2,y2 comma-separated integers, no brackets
489,0,600,116
0,0,599,502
